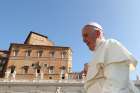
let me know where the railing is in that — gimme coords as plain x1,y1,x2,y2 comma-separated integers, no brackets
0,78,85,84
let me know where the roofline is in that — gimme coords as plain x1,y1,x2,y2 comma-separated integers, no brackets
0,50,8,52
9,43,72,50
24,31,48,44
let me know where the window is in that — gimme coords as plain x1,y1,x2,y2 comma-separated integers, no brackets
9,65,16,74
0,59,6,71
13,50,19,57
61,74,65,79
22,66,29,74
0,60,3,71
32,63,35,67
25,50,31,57
61,51,67,58
49,76,52,79
68,67,72,73
37,69,40,73
44,64,48,67
49,51,55,58
37,50,43,57
49,66,54,74
60,66,66,74
68,74,72,79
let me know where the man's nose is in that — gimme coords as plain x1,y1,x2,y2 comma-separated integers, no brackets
83,38,88,43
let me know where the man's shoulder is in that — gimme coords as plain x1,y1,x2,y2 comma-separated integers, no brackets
105,39,122,48
106,39,122,46
106,38,120,44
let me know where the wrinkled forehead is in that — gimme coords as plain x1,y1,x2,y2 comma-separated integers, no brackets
82,25,95,34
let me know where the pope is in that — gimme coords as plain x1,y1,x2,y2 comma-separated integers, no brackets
82,22,139,93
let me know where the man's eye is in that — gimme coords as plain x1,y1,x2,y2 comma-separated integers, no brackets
83,34,88,37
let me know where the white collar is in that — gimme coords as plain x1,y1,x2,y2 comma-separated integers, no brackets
94,38,106,51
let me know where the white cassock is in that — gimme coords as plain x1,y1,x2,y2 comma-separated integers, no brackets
85,39,139,93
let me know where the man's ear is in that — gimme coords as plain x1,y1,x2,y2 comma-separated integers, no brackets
95,30,101,38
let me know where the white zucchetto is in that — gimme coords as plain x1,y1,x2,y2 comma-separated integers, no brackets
87,22,103,30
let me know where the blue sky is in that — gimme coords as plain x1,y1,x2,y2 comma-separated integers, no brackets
0,0,140,80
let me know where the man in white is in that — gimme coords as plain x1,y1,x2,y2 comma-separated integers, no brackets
82,22,139,93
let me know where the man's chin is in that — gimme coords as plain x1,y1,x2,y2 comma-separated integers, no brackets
89,47,95,51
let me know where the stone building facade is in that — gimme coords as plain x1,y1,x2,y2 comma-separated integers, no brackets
0,50,8,77
1,32,75,80
6,43,72,80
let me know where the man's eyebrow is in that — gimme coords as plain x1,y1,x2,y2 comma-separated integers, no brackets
83,33,88,36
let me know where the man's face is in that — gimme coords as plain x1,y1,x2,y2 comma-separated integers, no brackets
82,25,98,51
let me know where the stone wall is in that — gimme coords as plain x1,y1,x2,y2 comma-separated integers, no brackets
0,80,85,93
0,80,140,93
